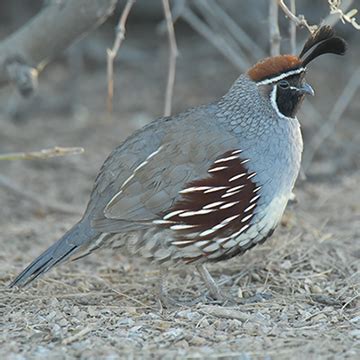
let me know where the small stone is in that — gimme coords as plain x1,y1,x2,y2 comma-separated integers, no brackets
59,318,68,327
175,339,189,349
311,313,328,323
88,306,97,317
190,336,207,346
280,260,292,270
310,285,322,294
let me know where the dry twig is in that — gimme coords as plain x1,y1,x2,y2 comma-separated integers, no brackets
0,146,84,161
107,0,135,113
162,0,179,117
328,0,360,29
277,0,316,33
269,0,281,56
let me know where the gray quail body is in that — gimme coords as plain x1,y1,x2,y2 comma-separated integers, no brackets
10,27,346,299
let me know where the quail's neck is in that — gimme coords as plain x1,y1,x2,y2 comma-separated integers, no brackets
215,74,278,139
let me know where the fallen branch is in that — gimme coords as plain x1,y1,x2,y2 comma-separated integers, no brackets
107,0,135,113
0,0,117,96
162,0,179,117
199,305,251,322
0,146,84,161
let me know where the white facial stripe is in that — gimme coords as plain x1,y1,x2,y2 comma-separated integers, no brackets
256,67,306,85
270,85,296,120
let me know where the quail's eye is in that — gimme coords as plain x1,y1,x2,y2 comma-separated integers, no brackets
278,80,290,89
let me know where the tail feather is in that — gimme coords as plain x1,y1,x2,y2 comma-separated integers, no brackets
10,221,98,288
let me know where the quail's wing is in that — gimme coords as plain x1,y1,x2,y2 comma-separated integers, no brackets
91,112,243,231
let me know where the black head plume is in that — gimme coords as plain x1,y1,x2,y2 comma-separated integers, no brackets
299,25,347,66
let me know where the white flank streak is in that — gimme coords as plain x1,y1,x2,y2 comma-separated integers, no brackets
250,194,261,203
106,190,123,208
256,67,306,85
146,145,163,160
180,186,211,194
133,160,148,172
121,146,164,189
223,214,240,224
231,224,250,238
228,185,245,192
208,166,228,173
220,201,239,209
199,227,218,237
244,203,256,212
172,239,194,245
200,219,231,237
179,209,216,217
214,155,240,163
213,222,228,230
221,190,241,198
247,172,256,179
204,186,228,193
241,159,250,164
163,209,186,220
153,219,175,225
253,186,262,193
229,173,246,182
241,214,253,223
203,201,225,209
231,149,242,155
170,224,198,230
120,174,135,189
217,237,231,244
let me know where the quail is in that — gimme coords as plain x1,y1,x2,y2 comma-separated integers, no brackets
10,26,346,300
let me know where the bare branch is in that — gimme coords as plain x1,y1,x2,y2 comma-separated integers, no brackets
204,0,265,59
107,0,135,113
277,0,317,33
162,0,179,117
303,67,360,171
269,0,281,56
181,6,248,71
0,147,84,161
289,0,297,54
0,0,117,96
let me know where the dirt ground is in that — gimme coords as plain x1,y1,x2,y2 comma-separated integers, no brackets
0,20,359,359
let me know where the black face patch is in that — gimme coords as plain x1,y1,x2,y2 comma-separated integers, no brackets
275,74,306,118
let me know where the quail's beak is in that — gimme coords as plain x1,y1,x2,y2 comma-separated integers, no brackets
299,82,315,96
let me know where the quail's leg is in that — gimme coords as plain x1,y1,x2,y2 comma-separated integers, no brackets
196,264,225,302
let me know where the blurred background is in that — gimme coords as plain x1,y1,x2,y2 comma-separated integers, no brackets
0,1,359,358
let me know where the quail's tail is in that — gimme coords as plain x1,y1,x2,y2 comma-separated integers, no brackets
9,221,99,288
